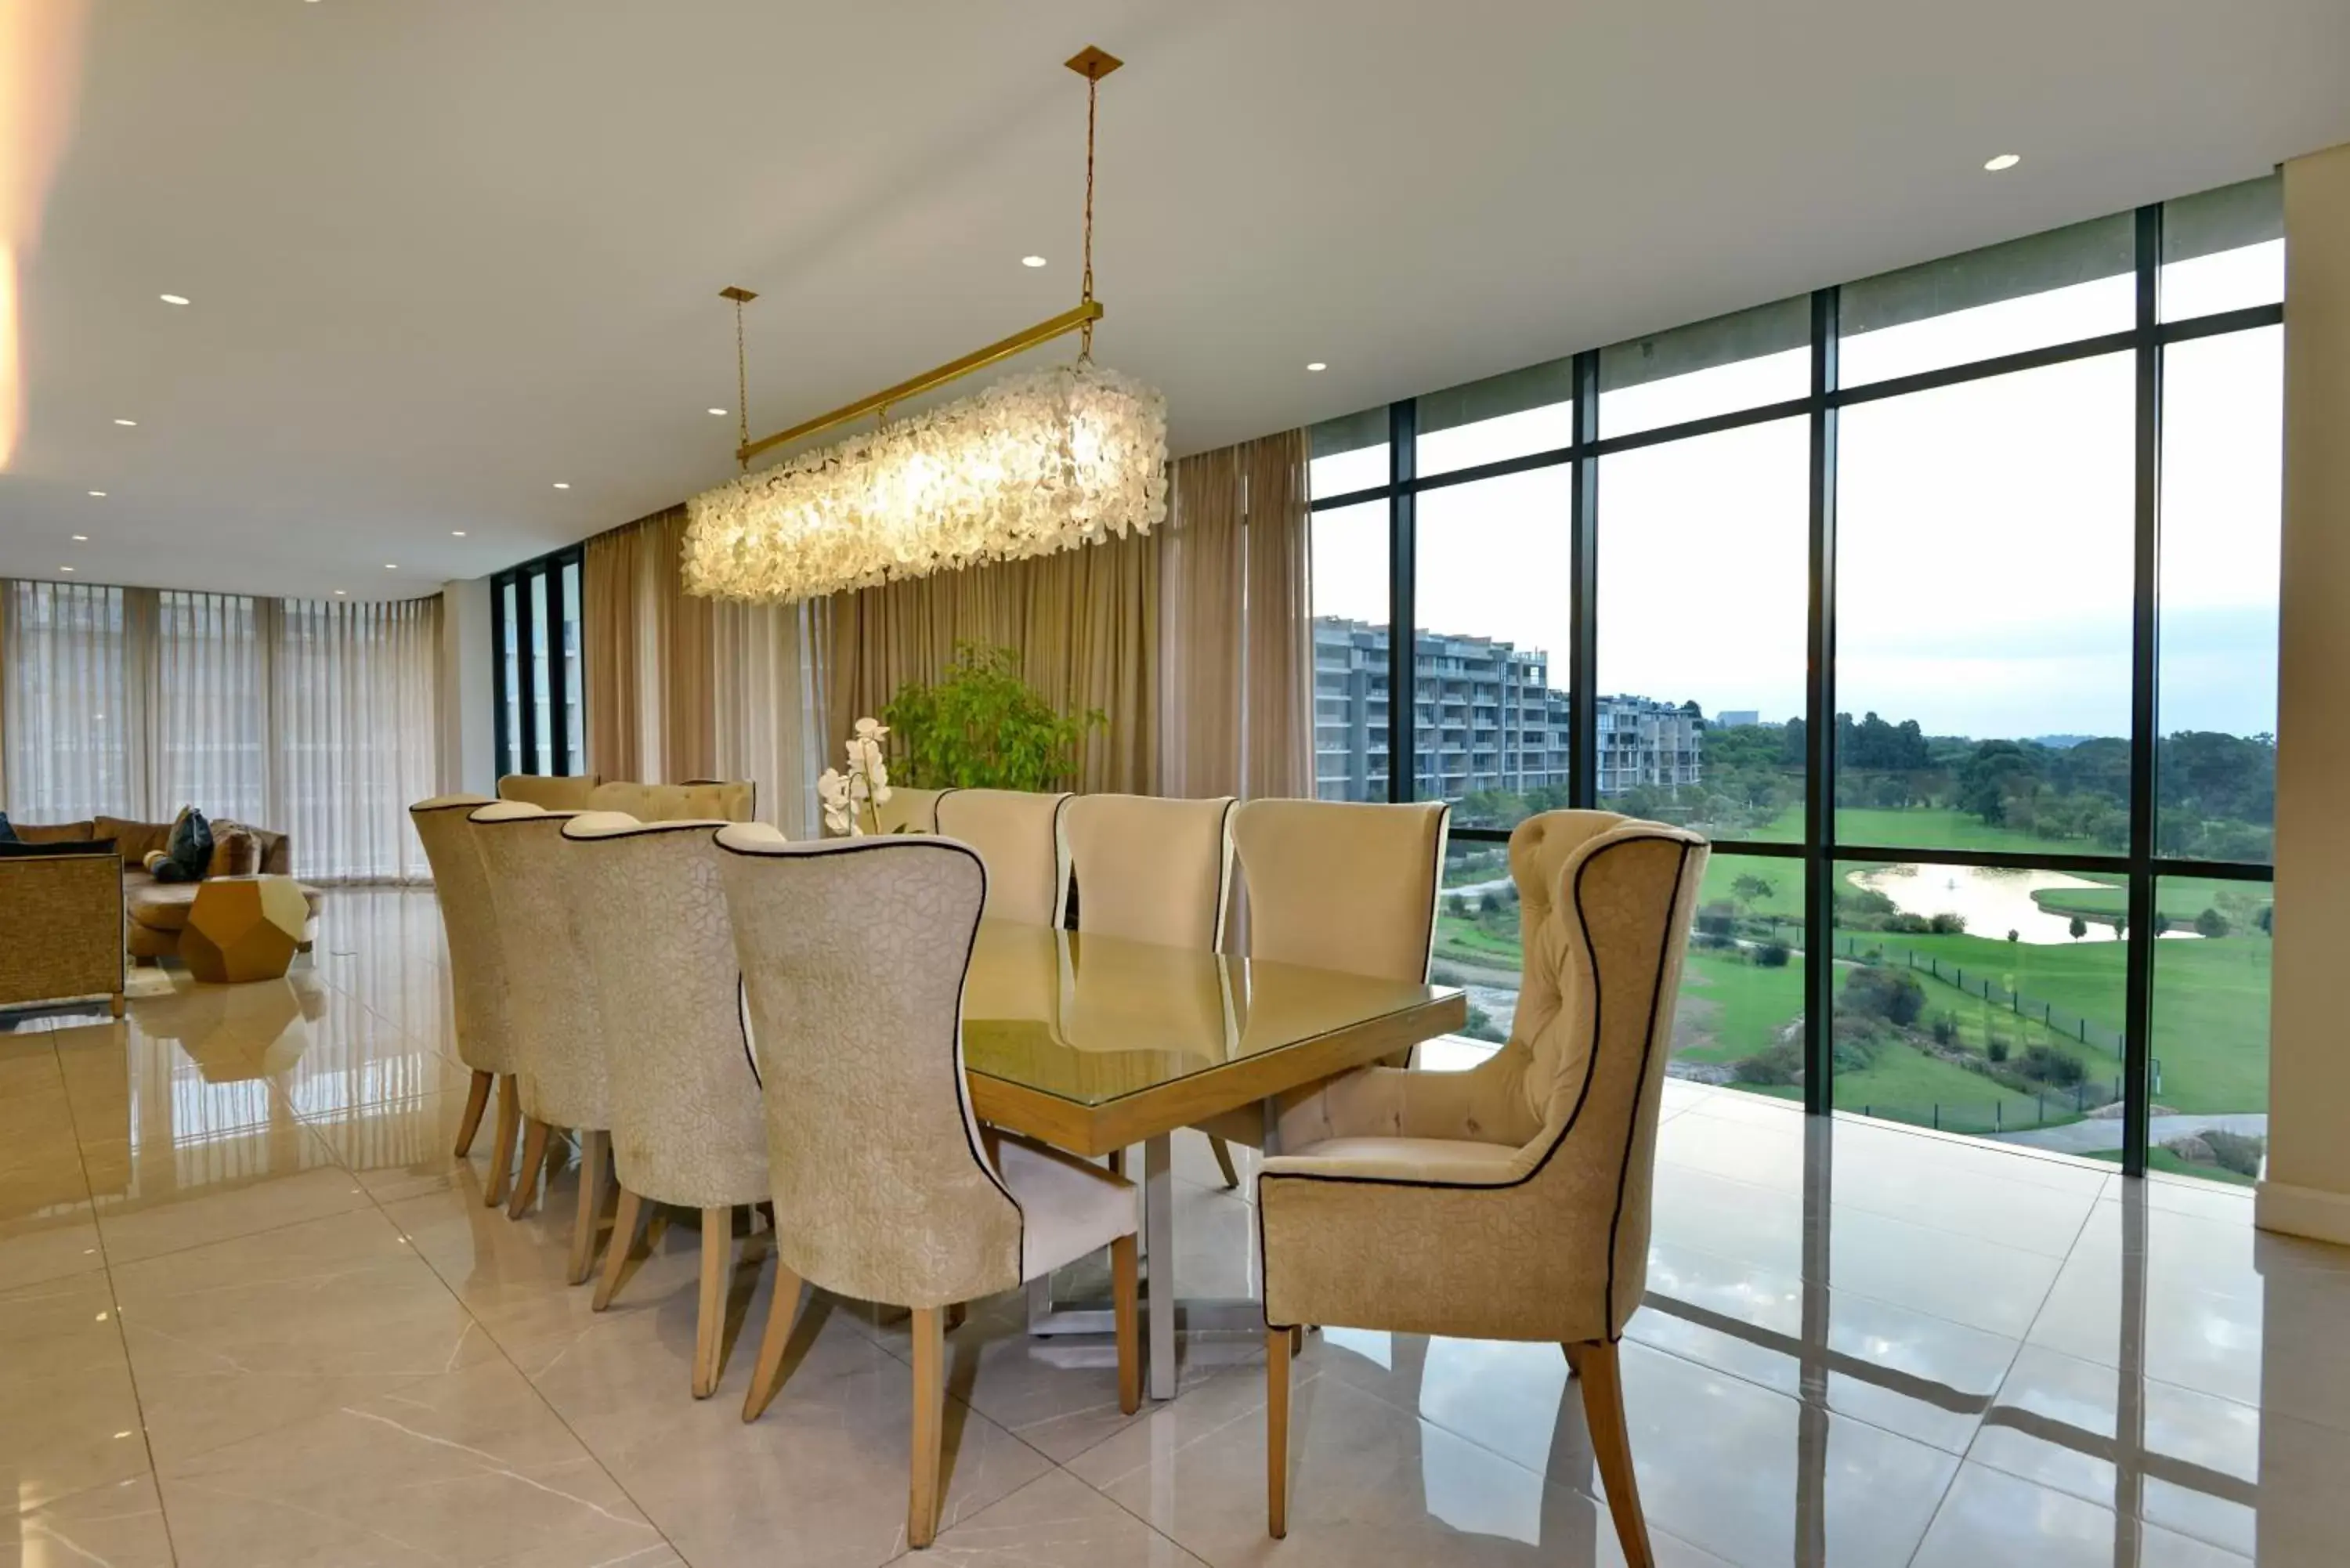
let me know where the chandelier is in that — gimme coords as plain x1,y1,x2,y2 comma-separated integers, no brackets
685,48,1168,605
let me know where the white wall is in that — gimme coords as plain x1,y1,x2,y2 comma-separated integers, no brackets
2261,140,2350,1245
438,577,497,797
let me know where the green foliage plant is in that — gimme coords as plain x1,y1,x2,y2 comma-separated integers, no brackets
881,642,1106,792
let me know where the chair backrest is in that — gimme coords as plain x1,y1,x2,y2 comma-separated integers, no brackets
1510,811,1708,1336
407,794,513,1076
1063,794,1235,950
876,785,956,836
561,813,767,1209
468,802,607,1130
1230,799,1450,980
933,789,1072,927
497,774,602,811
586,779,755,822
714,829,1021,1309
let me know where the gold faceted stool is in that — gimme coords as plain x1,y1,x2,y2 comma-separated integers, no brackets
183,876,310,984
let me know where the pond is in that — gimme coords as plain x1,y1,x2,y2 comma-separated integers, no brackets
1848,862,2197,945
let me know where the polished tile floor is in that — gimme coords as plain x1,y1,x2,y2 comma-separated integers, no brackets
2,888,2345,1566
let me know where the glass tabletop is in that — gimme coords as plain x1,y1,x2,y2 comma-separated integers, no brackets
960,919,1463,1108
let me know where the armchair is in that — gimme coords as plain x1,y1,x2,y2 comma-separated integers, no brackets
1255,811,1708,1563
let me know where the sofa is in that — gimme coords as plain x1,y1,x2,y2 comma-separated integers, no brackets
10,816,322,965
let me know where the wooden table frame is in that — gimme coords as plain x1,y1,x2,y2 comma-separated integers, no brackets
968,988,1466,1400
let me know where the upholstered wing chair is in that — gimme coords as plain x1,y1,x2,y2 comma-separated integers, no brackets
876,785,956,836
561,812,768,1398
469,802,614,1285
409,794,523,1205
1255,811,1708,1563
714,827,1140,1550
932,788,1072,926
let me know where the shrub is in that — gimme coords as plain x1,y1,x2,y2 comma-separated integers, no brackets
1844,966,1925,1028
2200,1129,2265,1178
1754,941,1791,969
1694,902,1737,938
1460,1004,1506,1046
2020,1043,2086,1087
1930,1012,1958,1046
1986,1037,2010,1064
1479,891,1502,918
2068,915,2088,940
1731,1039,1804,1086
1929,912,1968,935
2194,906,2232,939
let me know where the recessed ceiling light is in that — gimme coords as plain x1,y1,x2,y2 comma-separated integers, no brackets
450,529,466,537
1021,255,1047,268
59,565,74,573
1983,154,2021,172
552,482,570,490
158,294,190,305
113,417,137,427
334,589,347,596
384,563,398,570
71,533,88,541
707,407,728,417
1306,362,1327,372
86,490,105,497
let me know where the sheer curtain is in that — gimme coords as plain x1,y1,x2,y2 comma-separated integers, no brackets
0,579,442,882
711,598,822,838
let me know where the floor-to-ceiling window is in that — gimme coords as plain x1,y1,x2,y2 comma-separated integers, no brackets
1308,175,2281,1183
489,544,584,782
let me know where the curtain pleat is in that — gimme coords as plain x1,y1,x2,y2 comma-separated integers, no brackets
711,598,821,837
2,579,441,882
582,521,647,779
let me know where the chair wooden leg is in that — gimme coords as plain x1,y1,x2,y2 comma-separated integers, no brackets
1266,1326,1292,1539
566,1129,608,1285
1574,1340,1653,1568
1562,1341,1582,1378
908,1305,946,1550
452,1069,494,1158
1209,1136,1241,1190
1111,1232,1141,1415
1107,1147,1126,1179
594,1187,644,1313
692,1206,732,1398
485,1075,522,1209
741,1255,805,1423
508,1119,552,1219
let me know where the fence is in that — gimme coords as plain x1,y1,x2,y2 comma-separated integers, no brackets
1851,1078,2124,1135
1837,935,2125,1057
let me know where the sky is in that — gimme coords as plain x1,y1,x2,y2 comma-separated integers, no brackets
1310,241,2283,742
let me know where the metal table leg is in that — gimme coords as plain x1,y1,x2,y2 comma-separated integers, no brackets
1144,1131,1177,1400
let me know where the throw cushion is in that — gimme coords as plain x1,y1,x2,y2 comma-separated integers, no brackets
143,850,172,873
0,811,16,843
0,837,117,859
208,823,261,878
151,807,214,884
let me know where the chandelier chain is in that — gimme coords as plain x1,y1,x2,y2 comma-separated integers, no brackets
734,295,750,469
1080,69,1097,360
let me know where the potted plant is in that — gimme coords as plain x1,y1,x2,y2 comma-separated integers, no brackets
882,642,1104,790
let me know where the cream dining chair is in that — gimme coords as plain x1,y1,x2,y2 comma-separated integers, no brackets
408,794,523,1206
1189,798,1451,1168
560,812,769,1398
714,828,1141,1550
469,802,613,1285
876,785,956,836
932,788,1071,925
1063,793,1237,1180
1255,811,1708,1563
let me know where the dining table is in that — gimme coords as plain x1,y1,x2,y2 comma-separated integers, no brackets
958,918,1467,1400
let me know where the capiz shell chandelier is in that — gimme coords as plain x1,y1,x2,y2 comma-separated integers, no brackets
685,46,1167,605
684,361,1166,601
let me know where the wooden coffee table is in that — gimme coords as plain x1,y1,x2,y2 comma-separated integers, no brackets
182,876,311,983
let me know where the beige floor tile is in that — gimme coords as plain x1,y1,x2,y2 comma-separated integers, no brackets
159,1359,674,1568
111,1205,496,1465
1066,1356,1730,1567
912,1467,1208,1566
1910,1462,2249,1568
0,1476,176,1568
301,1086,502,1204
0,1272,150,1517
95,1157,373,1266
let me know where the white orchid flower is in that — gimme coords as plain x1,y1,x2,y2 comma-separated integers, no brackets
853,717,890,742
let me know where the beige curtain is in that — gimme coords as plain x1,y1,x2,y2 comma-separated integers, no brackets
582,507,719,785
1161,428,1314,800
712,597,822,837
826,528,1162,794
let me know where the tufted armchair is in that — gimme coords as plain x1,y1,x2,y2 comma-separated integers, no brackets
932,788,1072,926
561,812,769,1398
714,828,1140,1549
1255,811,1708,1563
470,802,614,1285
409,793,522,1205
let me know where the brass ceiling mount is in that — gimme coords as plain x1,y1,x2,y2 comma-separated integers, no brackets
1065,45,1123,80
718,286,758,303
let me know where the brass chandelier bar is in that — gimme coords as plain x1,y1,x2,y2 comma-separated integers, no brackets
734,298,1103,468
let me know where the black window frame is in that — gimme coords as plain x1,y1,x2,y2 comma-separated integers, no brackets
1312,199,2281,1177
488,543,586,782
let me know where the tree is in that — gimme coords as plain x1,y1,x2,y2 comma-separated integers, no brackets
2006,929,2020,944
2258,904,2274,936
2068,915,2088,940
1958,740,2039,826
1730,873,1777,910
2194,906,2232,939
1844,966,1925,1028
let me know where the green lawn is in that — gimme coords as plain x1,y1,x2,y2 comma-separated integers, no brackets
2086,1148,2258,1187
1674,948,1803,1063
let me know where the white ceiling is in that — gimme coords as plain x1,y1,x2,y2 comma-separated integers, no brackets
5,0,2347,601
